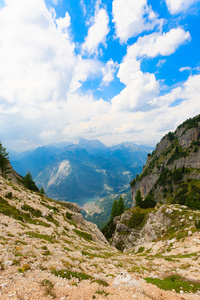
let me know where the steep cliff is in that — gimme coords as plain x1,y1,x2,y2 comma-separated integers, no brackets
131,114,200,208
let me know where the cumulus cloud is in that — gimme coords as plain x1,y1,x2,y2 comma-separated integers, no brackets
111,28,190,112
112,0,163,43
82,8,109,55
0,0,76,107
127,28,191,59
0,0,198,153
101,59,118,86
69,57,103,93
165,0,200,14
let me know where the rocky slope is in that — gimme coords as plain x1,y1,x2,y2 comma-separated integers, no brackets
1,175,200,299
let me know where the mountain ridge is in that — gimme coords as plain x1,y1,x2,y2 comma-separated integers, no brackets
10,139,151,203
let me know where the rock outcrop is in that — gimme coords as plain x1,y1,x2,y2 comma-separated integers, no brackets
131,114,200,206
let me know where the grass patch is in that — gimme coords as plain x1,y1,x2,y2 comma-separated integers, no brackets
73,229,93,241
0,197,50,227
145,275,200,293
45,215,59,226
95,290,109,296
25,231,56,243
51,269,92,280
21,204,42,218
92,279,109,287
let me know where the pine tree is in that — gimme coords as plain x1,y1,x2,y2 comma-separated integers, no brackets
24,171,39,192
110,199,118,220
117,196,125,215
40,187,46,195
135,189,143,207
0,142,10,178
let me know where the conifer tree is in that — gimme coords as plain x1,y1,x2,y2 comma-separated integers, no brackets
110,199,118,220
0,142,10,178
24,171,39,192
40,186,46,195
117,196,125,215
135,189,143,207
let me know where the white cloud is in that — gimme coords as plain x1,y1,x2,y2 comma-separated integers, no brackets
165,0,200,14
80,0,86,16
52,0,61,5
156,59,166,68
0,0,199,153
111,28,190,112
82,8,109,55
101,59,118,86
179,66,192,72
0,0,76,107
127,28,191,59
112,0,163,43
69,56,103,93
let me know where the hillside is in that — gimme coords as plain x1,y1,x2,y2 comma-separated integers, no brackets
1,175,200,299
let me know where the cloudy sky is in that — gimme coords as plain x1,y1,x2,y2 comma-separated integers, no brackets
0,0,200,151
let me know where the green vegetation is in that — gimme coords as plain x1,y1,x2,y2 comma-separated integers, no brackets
123,207,152,229
41,279,55,298
101,195,126,240
25,231,56,243
18,263,31,273
5,192,12,199
0,142,10,178
145,274,200,293
95,290,109,296
65,211,72,219
40,187,46,195
23,171,39,192
101,219,116,240
21,204,42,218
167,131,175,142
135,189,156,209
0,196,49,227
92,279,109,286
110,196,125,220
81,192,132,229
73,229,93,241
51,269,92,280
177,114,200,131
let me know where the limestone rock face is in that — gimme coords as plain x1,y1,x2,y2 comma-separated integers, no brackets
111,206,171,251
131,115,200,206
111,204,200,252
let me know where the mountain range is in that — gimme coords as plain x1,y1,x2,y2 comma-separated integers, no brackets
9,139,152,204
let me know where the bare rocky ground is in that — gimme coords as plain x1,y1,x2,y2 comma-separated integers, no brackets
0,176,200,300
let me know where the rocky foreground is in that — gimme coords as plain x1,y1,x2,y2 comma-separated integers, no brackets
0,176,200,299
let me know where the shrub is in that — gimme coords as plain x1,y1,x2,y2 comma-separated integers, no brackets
126,208,146,229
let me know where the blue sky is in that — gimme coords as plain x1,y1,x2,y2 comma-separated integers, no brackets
0,0,199,151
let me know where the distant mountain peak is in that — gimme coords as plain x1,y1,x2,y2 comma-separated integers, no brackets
78,138,106,151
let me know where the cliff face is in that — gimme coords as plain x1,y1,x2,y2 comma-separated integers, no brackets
109,115,200,252
111,204,200,252
131,114,200,206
